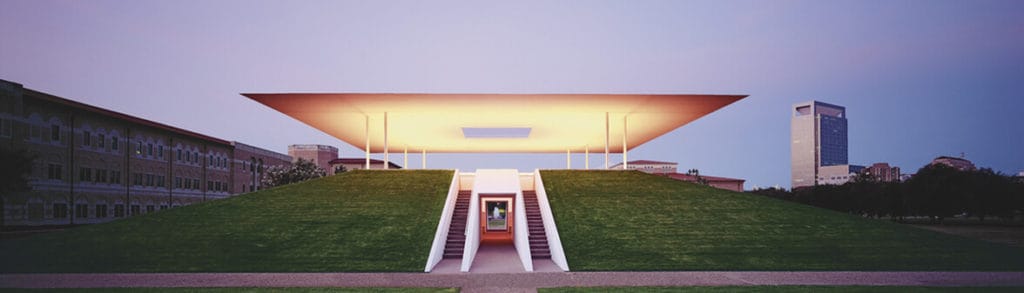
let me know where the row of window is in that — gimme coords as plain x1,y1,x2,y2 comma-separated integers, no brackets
78,167,122,184
81,130,119,152
30,203,172,219
133,173,167,188
0,117,13,138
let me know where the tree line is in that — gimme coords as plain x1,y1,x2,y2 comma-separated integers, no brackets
750,164,1024,223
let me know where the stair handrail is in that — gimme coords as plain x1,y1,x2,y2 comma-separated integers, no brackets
534,169,570,271
424,169,461,272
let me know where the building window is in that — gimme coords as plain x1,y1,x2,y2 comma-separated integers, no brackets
0,118,12,137
207,181,213,190
193,179,200,190
114,204,125,218
76,204,88,218
79,167,92,182
110,171,122,184
130,205,140,216
177,149,182,161
175,177,182,188
147,143,153,156
51,124,61,141
136,141,142,155
52,203,68,218
158,145,163,158
83,131,91,146
95,204,108,218
48,164,63,180
185,151,191,163
133,173,143,186
28,204,43,219
97,134,105,148
157,175,166,187
193,153,198,163
209,155,213,167
214,181,221,191
111,137,119,151
145,174,154,186
146,205,155,213
95,169,107,183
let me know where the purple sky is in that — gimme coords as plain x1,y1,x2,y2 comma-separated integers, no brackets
2,0,1023,189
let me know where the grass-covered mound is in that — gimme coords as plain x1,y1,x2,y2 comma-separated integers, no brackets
0,170,453,273
541,170,1024,271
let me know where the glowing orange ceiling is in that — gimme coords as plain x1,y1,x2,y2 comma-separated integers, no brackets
243,93,746,153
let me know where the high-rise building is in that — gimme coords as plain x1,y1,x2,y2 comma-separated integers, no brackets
791,101,851,188
288,144,339,174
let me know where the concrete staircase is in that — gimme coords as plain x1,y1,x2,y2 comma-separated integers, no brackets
524,190,551,259
443,190,471,259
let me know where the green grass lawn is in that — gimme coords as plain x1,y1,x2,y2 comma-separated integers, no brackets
541,170,1024,271
0,289,456,293
539,286,1024,293
0,170,453,273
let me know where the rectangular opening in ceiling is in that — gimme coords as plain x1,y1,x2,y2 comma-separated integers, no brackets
462,127,531,138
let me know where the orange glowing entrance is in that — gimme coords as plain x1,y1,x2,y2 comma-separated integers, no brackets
479,194,514,244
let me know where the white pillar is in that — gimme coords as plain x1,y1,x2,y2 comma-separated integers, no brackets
585,145,590,170
604,112,610,169
623,115,628,170
404,146,408,169
383,112,389,170
422,149,426,169
365,115,370,169
566,149,571,169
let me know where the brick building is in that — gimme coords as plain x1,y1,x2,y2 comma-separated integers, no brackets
863,162,901,182
288,144,338,174
0,79,290,227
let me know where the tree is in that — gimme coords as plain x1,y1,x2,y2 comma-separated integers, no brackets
0,148,35,230
261,158,327,188
906,164,968,223
686,169,709,186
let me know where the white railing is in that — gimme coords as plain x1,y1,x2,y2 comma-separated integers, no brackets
424,169,460,272
513,180,534,271
461,186,480,272
534,169,570,271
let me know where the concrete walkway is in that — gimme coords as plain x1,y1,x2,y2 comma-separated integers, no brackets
2,272,1024,292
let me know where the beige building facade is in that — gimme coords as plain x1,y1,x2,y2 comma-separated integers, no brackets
609,160,677,174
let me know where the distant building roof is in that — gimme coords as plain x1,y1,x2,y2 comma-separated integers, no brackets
329,158,402,169
610,160,678,168
22,86,232,146
666,173,745,183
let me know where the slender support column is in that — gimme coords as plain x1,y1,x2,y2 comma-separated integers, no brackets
566,149,571,169
623,116,628,170
365,115,370,169
422,149,426,169
404,146,408,169
585,145,590,170
604,112,610,169
383,112,389,170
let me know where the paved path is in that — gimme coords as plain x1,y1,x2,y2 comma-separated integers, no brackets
2,272,1023,292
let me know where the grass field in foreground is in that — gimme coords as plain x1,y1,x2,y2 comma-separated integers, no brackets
539,286,1024,293
0,170,453,273
0,289,456,293
541,170,1024,271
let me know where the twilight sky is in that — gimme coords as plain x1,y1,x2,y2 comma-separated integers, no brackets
2,0,1023,189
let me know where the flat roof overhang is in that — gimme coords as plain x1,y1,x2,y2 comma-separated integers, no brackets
242,93,746,153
